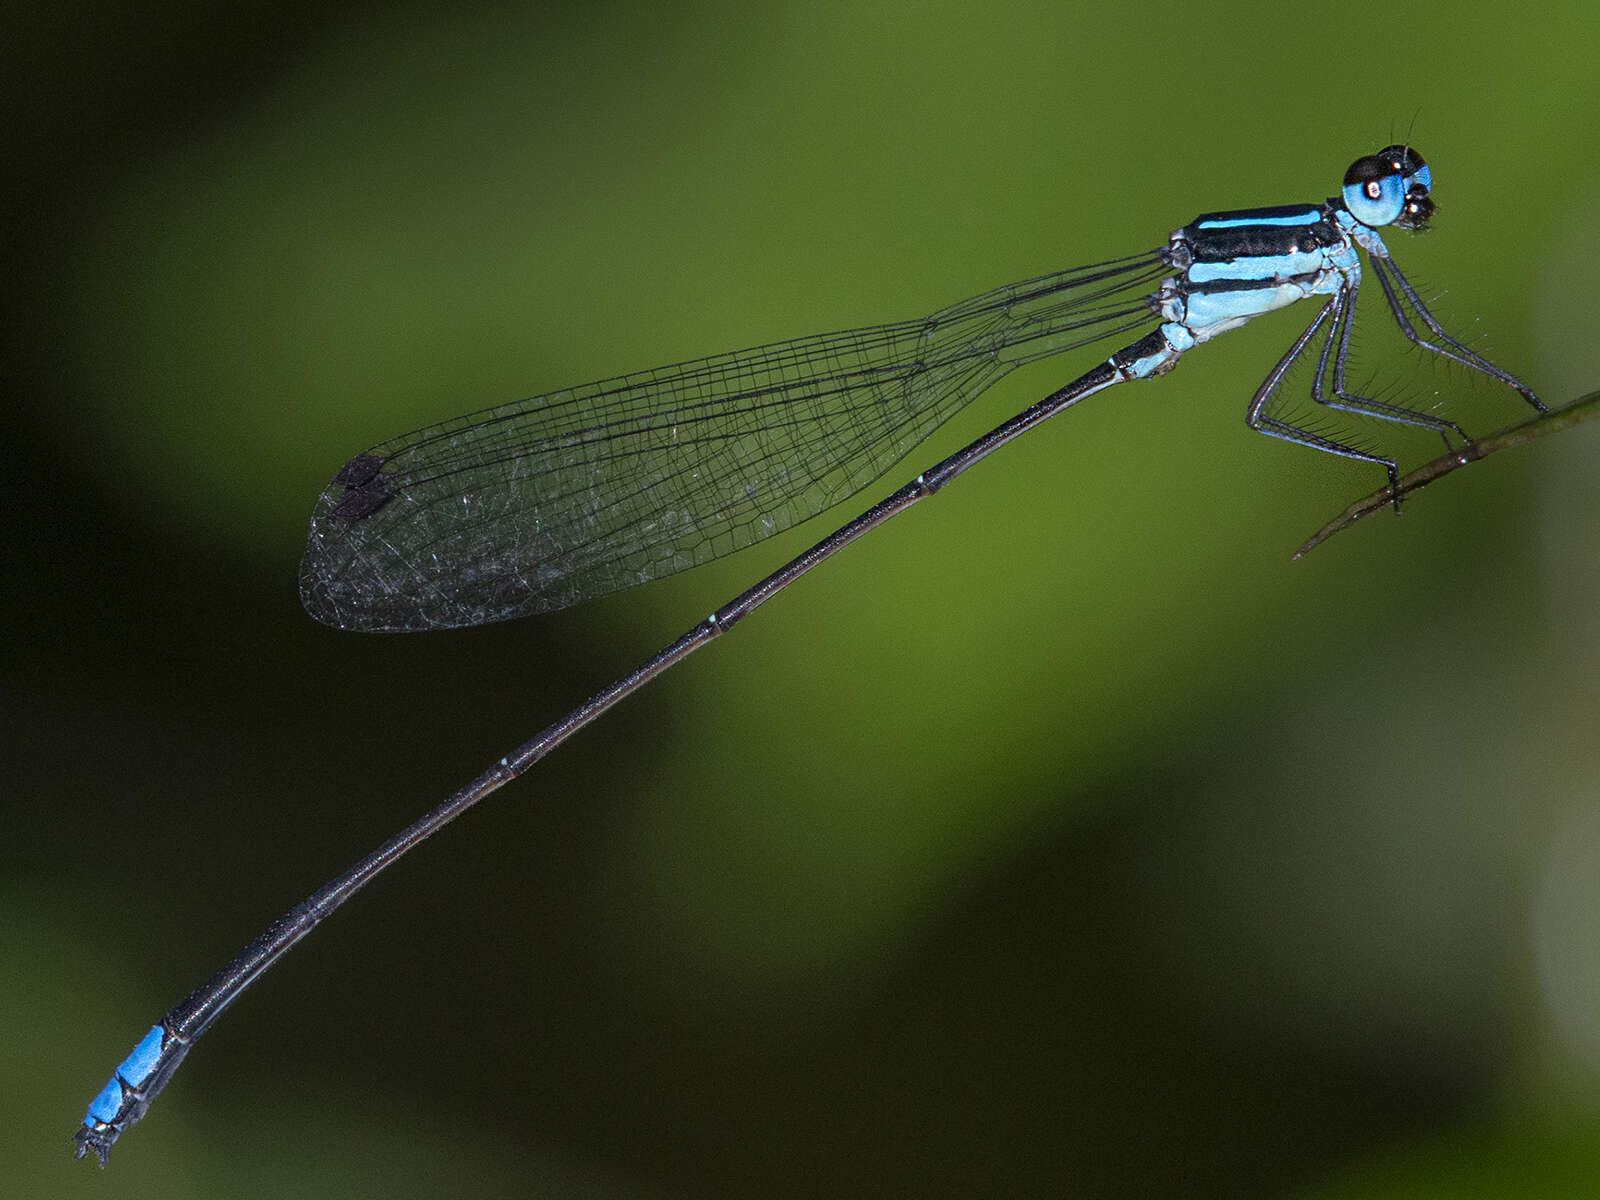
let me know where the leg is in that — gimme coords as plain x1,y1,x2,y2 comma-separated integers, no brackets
1315,276,1469,451
1370,255,1545,412
1246,295,1403,506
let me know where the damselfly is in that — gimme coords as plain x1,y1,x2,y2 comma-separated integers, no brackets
75,145,1541,1165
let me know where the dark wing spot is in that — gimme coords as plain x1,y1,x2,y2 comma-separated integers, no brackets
325,454,395,521
333,453,386,487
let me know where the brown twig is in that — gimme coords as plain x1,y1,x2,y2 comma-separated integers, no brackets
1293,391,1600,561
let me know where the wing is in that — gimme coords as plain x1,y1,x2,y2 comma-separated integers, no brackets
300,252,1165,631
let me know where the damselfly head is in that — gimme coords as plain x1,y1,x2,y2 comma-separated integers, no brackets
1342,144,1434,231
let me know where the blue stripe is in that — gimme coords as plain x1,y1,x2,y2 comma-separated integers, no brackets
1188,250,1326,285
1194,207,1321,230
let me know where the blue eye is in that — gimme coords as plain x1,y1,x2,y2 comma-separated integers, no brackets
1342,155,1408,227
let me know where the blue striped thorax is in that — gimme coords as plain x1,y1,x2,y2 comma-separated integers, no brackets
1148,145,1434,351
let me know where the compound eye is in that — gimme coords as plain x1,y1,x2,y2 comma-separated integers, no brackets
1375,144,1432,194
1342,154,1407,227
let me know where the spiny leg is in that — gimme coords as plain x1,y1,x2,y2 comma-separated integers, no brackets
1312,276,1468,451
1247,295,1403,508
1370,255,1546,412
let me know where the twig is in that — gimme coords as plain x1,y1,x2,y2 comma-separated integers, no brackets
1293,391,1600,561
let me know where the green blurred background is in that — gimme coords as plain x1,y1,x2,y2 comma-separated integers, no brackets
10,1,1600,1195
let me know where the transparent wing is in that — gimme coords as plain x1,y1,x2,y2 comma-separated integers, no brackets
300,252,1167,631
